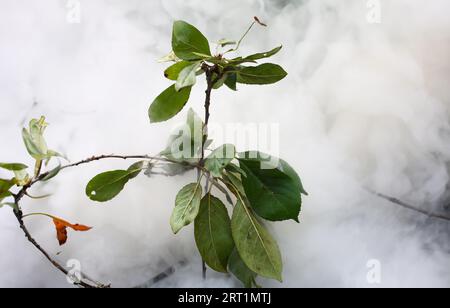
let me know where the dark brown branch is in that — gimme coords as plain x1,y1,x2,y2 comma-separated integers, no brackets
12,154,221,288
12,206,104,288
368,189,450,222
11,154,174,288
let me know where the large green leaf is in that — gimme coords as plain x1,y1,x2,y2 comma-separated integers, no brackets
172,20,211,61
194,194,234,273
175,62,201,91
237,64,287,85
245,46,282,61
86,162,144,202
164,61,191,81
238,152,306,222
204,144,236,177
149,85,192,123
228,248,258,288
0,163,28,171
231,199,283,282
170,182,203,234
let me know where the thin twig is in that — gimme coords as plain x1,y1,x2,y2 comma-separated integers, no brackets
367,189,450,222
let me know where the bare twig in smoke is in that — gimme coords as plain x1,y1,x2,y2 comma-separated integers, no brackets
367,189,450,222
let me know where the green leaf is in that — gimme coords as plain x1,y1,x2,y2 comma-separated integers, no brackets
0,179,14,203
170,182,203,234
86,170,130,202
172,20,211,61
226,163,247,178
238,152,306,222
204,144,236,178
231,199,283,282
175,62,202,91
212,73,227,90
194,194,234,273
0,163,28,171
164,61,191,81
217,39,236,48
228,57,258,66
158,51,179,63
127,161,145,179
224,73,237,91
12,169,29,186
149,85,192,123
0,202,17,210
161,108,204,164
237,63,287,85
0,191,12,203
222,171,246,197
41,164,62,182
85,162,144,203
22,117,62,161
245,46,282,61
161,162,194,176
228,248,258,288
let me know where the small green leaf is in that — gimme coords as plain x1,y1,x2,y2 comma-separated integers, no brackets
245,46,282,61
164,61,191,81
149,85,192,123
212,73,227,90
228,248,258,288
223,171,246,197
231,200,283,282
158,51,179,63
41,164,62,182
204,144,236,178
217,39,236,48
0,163,28,171
192,52,213,59
12,169,30,186
226,163,247,178
170,182,203,234
0,179,14,203
22,117,62,162
238,152,306,222
237,64,287,85
161,162,194,176
175,62,202,91
127,161,145,179
0,191,12,203
194,194,234,273
85,164,143,203
161,108,204,164
0,202,17,210
172,20,211,61
224,73,237,91
228,57,258,66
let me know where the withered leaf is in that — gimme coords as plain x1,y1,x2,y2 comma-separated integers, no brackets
52,217,92,246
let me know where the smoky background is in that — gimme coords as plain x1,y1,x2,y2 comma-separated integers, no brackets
0,0,449,287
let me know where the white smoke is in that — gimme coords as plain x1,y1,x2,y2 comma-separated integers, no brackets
0,0,449,287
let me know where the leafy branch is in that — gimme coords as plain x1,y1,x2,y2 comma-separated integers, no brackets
1,18,308,288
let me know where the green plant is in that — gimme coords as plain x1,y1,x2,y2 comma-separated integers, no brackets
0,17,307,288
